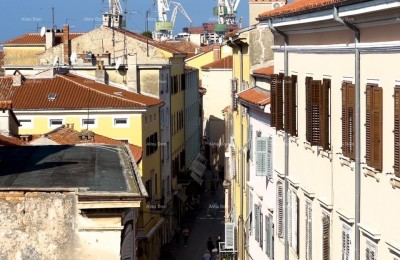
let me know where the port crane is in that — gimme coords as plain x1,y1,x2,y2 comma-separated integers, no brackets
214,0,240,34
154,0,192,41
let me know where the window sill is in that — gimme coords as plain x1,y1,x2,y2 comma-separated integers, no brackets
277,130,285,138
390,176,400,189
362,165,380,182
338,155,354,170
318,148,333,160
290,136,299,146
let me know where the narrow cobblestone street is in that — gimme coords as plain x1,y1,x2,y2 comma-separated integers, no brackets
169,169,225,260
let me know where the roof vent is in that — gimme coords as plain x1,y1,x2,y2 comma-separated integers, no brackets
48,93,57,101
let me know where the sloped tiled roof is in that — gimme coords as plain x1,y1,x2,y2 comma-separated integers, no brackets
258,0,349,19
202,55,233,70
37,125,142,163
2,32,83,45
237,87,270,106
0,100,12,109
0,135,25,146
162,40,200,58
222,105,230,112
0,73,163,110
252,66,274,77
112,28,185,55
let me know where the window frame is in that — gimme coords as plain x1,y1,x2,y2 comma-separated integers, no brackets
113,117,129,128
49,118,64,128
18,118,33,129
81,118,97,128
342,81,356,159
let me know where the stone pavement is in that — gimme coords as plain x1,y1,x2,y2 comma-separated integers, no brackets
169,169,225,260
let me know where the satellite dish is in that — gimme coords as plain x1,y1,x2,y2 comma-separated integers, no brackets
53,56,59,67
40,26,46,37
70,52,77,65
115,57,122,70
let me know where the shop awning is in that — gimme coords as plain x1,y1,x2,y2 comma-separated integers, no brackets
175,190,187,202
189,153,207,178
137,217,165,239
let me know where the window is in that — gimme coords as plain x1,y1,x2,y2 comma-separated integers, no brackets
82,118,95,126
322,214,330,260
365,84,383,171
166,73,169,93
277,182,284,239
181,73,186,90
365,240,377,260
255,204,260,242
342,82,356,159
305,201,312,260
248,124,253,161
145,179,152,202
288,190,299,255
270,73,285,131
284,75,297,136
255,136,273,178
342,225,352,260
306,78,331,150
19,119,32,128
395,86,400,177
260,210,264,249
114,118,128,126
266,215,274,259
146,132,158,156
160,74,164,94
50,119,63,127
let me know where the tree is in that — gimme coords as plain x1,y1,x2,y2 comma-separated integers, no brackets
141,31,153,39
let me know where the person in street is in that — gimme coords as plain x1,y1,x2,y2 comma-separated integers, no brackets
215,235,222,253
207,237,214,253
182,227,190,248
203,250,211,260
211,248,219,260
212,200,218,217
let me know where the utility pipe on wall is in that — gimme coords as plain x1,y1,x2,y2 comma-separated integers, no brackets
268,19,289,260
333,6,361,260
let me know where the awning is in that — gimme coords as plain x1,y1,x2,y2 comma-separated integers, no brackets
175,190,187,202
190,171,203,186
189,153,207,178
137,217,165,239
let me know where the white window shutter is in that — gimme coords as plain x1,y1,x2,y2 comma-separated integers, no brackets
249,124,253,161
288,191,292,246
266,215,270,256
225,223,235,249
342,225,351,260
255,204,260,242
256,137,268,176
266,135,273,179
292,194,298,251
277,183,284,238
305,201,312,260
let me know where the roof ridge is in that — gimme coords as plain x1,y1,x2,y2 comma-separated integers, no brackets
57,74,149,107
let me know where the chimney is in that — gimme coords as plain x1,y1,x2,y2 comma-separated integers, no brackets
63,25,70,65
45,29,55,49
127,54,138,93
213,45,221,61
12,74,23,87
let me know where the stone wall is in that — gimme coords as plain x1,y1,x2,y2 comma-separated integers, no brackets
0,192,78,259
249,27,274,68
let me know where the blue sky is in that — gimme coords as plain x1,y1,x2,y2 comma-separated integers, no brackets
0,0,249,44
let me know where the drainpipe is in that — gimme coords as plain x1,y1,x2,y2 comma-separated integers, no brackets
333,6,361,260
268,19,289,260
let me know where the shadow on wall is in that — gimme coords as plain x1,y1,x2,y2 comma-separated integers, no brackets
204,115,225,171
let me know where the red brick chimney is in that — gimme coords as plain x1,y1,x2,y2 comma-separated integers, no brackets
63,25,70,65
213,45,221,61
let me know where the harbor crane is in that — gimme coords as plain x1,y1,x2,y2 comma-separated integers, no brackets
154,0,192,41
214,0,240,34
102,0,125,28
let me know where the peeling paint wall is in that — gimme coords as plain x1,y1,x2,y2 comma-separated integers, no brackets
3,46,45,66
249,28,274,68
0,192,78,260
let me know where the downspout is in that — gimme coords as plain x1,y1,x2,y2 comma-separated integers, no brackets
333,6,361,260
268,19,289,260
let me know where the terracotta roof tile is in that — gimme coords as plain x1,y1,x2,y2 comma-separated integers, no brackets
2,32,83,45
237,87,270,106
0,73,163,110
38,125,142,163
252,66,274,76
258,0,349,19
201,55,233,70
0,100,12,109
0,135,25,146
222,105,230,112
161,40,200,57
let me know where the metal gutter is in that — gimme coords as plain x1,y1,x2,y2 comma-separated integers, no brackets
333,6,361,260
268,19,289,260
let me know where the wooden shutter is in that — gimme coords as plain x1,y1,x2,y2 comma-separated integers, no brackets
271,74,277,127
394,87,400,177
311,80,321,145
277,73,284,130
284,75,297,136
277,182,283,238
321,79,330,150
255,204,260,242
266,136,273,179
342,82,355,159
306,77,313,143
322,215,330,260
256,137,268,176
366,85,383,171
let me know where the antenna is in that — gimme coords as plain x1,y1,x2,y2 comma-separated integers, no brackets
53,56,59,67
40,26,46,37
70,52,77,65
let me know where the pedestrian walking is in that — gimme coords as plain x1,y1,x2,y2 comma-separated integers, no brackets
207,237,214,253
182,227,190,248
215,235,222,253
203,250,211,260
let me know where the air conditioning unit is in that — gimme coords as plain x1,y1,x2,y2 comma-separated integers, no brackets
272,2,285,10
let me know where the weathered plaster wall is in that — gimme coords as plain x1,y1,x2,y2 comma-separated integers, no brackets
3,46,45,66
0,192,78,259
249,28,274,67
